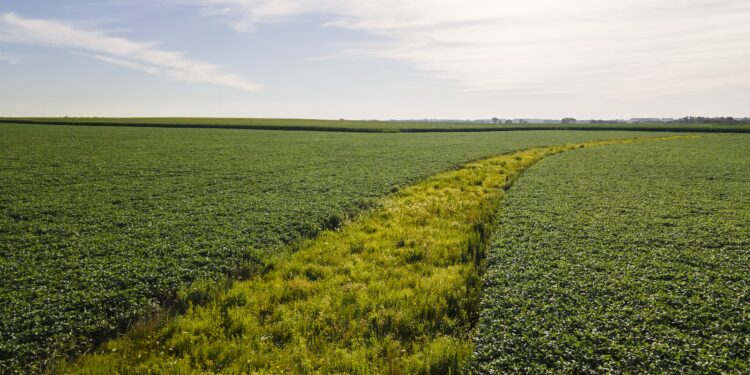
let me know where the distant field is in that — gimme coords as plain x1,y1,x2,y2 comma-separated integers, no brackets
474,135,750,373
0,123,670,373
2,117,749,133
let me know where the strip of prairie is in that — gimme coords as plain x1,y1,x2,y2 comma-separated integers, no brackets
0,123,671,373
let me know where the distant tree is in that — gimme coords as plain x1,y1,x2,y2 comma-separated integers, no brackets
505,120,513,124
672,116,741,124
491,117,499,124
561,117,577,124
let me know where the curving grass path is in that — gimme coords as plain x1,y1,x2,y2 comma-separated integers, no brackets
63,136,689,374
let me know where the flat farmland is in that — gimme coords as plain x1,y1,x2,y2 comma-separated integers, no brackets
474,135,750,373
3,1,748,373
0,123,669,373
3,117,750,133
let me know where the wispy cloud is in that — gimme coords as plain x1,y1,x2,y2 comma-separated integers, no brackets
172,0,750,96
0,12,262,92
0,51,19,64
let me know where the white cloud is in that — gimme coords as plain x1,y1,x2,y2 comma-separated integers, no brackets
0,12,262,92
175,0,750,97
0,51,19,64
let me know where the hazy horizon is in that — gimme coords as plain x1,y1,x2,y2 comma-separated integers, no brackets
1,1,749,119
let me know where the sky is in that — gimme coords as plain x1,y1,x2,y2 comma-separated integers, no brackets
0,0,749,119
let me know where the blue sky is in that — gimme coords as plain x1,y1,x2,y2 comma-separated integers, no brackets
1,0,749,119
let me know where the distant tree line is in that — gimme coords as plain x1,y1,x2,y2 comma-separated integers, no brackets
670,116,748,124
486,116,748,125
491,118,526,124
587,117,749,124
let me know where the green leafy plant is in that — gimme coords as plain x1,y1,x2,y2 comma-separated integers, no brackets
474,135,750,374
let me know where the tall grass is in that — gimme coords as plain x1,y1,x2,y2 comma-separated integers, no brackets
62,136,690,374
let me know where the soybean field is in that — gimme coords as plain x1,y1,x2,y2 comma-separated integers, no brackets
2,122,749,374
474,135,750,373
0,123,667,373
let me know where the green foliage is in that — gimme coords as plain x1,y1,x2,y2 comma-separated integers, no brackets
0,123,666,373
473,135,750,373
2,117,750,133
61,138,677,373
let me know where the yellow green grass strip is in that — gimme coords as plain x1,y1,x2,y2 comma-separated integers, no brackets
63,136,690,374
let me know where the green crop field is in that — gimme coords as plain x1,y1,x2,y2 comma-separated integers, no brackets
2,117,749,133
2,122,748,374
473,135,750,373
64,138,676,374
0,123,673,373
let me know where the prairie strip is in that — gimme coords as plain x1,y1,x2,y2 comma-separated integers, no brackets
64,136,690,374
